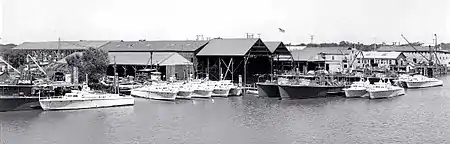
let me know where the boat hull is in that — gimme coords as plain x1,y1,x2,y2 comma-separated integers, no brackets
39,97,135,111
229,87,242,96
131,90,150,98
256,83,280,97
148,91,177,101
212,88,230,97
405,80,443,88
343,89,368,98
368,89,405,99
278,85,344,99
191,90,213,98
0,96,41,112
176,91,193,99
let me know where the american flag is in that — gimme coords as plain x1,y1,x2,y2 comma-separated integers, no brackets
278,28,285,33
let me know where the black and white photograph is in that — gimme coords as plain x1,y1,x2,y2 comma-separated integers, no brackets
0,0,450,143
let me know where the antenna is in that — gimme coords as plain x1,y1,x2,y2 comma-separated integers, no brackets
309,35,315,44
246,33,254,39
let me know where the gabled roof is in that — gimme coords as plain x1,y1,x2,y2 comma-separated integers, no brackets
101,40,208,52
291,47,351,61
265,41,282,53
357,51,404,59
378,46,438,52
196,38,270,56
265,41,291,55
108,52,192,66
13,41,110,50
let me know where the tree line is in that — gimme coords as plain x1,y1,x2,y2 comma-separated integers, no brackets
286,41,449,51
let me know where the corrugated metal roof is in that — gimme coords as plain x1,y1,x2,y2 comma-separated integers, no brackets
13,41,110,50
291,47,351,61
108,52,192,66
101,40,208,52
196,38,269,56
357,51,403,59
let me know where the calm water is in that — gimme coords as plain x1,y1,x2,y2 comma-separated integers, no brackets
2,77,450,144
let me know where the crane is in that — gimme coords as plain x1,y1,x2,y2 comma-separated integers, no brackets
27,54,47,76
0,57,21,74
401,34,432,63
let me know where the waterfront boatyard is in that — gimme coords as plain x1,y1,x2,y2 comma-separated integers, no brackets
1,34,450,142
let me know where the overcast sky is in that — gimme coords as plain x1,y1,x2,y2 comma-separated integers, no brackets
1,0,449,44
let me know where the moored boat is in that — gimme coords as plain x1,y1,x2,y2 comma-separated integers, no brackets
171,82,193,99
343,78,370,98
367,80,405,99
277,77,345,99
256,82,280,97
190,82,213,98
278,84,345,99
404,75,443,88
39,84,135,111
208,81,231,97
130,85,151,98
147,84,178,101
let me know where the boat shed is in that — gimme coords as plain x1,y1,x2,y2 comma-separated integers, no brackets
100,40,208,74
264,41,293,74
196,38,271,85
108,52,193,80
12,41,110,66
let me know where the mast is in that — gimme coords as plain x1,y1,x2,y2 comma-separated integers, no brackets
57,37,61,59
113,56,118,94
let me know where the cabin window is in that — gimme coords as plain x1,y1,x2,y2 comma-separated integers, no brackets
413,58,417,63
331,56,335,60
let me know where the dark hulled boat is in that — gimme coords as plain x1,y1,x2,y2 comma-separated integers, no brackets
256,82,280,97
276,74,346,99
278,84,345,99
0,84,43,112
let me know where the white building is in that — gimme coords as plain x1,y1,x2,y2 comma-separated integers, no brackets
291,47,351,73
378,46,450,68
354,51,407,69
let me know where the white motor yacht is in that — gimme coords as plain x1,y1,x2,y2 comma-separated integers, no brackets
404,75,443,88
39,84,134,110
171,82,193,99
130,85,151,98
190,81,214,98
367,79,405,99
219,80,242,96
209,81,231,97
343,78,370,98
147,84,178,101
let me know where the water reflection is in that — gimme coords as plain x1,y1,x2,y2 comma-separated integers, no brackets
3,76,450,143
